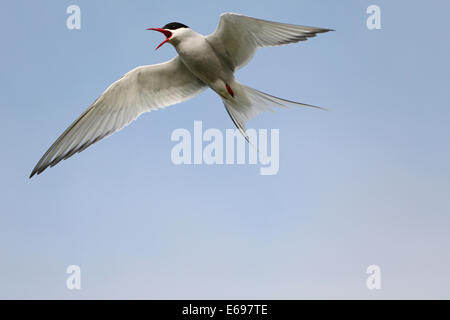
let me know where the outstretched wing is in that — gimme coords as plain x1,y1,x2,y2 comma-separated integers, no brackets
30,56,206,178
206,12,333,71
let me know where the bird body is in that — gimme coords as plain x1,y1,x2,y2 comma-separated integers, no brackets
175,29,234,98
30,13,332,178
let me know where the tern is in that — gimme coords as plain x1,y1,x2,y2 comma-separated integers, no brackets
30,13,332,178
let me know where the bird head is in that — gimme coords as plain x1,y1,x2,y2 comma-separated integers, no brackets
147,22,190,50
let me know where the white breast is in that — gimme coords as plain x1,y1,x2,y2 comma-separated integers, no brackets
173,31,234,91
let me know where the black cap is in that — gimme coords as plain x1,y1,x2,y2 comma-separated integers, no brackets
162,22,189,30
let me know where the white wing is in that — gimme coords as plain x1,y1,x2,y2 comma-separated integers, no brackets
207,12,333,71
30,56,205,177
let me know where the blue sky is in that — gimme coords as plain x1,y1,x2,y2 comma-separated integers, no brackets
0,0,449,299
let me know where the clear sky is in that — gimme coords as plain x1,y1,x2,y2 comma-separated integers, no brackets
0,0,449,299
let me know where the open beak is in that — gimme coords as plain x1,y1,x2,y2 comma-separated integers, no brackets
147,28,173,50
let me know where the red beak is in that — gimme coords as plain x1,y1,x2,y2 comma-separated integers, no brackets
147,28,173,50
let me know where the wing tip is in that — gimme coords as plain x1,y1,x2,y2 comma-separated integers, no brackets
29,168,38,179
29,165,45,179
311,27,334,34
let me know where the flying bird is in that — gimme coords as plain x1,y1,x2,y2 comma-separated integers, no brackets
30,13,332,178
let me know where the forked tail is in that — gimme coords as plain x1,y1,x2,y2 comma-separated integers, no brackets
222,83,325,141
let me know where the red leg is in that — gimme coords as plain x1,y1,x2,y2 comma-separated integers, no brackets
226,84,234,97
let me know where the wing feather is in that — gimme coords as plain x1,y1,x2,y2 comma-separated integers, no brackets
207,12,333,70
30,56,205,177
